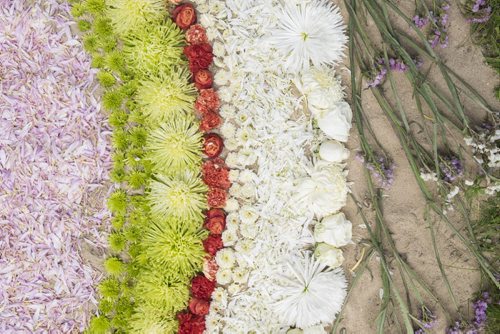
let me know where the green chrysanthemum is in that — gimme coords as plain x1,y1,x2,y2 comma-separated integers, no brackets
135,69,196,122
134,269,190,313
123,22,185,76
107,0,165,36
149,172,207,220
147,115,202,173
142,219,207,276
128,304,177,334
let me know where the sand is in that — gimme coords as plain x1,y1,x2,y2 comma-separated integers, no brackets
335,1,499,333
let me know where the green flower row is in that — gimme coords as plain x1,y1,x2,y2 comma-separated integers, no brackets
70,1,208,333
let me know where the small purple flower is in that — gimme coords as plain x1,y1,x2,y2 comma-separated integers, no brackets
413,15,429,28
367,67,387,88
467,0,492,23
439,155,464,182
357,152,395,188
472,0,486,12
414,306,438,333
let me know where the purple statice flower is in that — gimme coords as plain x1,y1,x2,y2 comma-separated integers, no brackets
356,152,395,188
473,0,486,12
439,155,464,182
413,15,429,28
427,2,451,48
466,0,492,23
367,67,387,88
414,306,438,333
446,321,462,334
473,292,492,327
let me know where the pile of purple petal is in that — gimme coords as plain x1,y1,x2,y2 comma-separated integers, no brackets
0,0,111,332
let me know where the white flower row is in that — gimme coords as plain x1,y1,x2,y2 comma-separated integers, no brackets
193,1,352,332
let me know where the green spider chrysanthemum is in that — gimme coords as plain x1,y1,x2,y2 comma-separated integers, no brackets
107,0,165,36
149,171,207,220
134,268,190,313
128,304,178,334
147,115,202,173
135,69,196,122
123,22,185,76
142,219,207,276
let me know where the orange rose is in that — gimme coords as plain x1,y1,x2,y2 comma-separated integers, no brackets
173,4,196,30
189,298,210,316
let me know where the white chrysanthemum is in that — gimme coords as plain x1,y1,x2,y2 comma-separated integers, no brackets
294,162,349,218
216,248,236,268
216,268,233,285
239,205,259,224
228,169,240,183
233,267,250,284
224,138,240,151
240,183,256,198
239,169,256,183
273,253,346,328
270,0,347,73
240,222,259,239
225,212,239,231
229,183,242,197
222,229,238,247
214,69,231,86
225,198,240,212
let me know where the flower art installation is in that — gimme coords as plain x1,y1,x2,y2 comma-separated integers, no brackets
1,0,353,333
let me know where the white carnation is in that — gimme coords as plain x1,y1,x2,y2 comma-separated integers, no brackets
228,169,240,182
240,182,256,198
213,41,226,57
239,169,257,183
317,102,352,142
220,122,236,138
294,162,348,218
314,212,352,247
314,243,344,268
233,267,250,284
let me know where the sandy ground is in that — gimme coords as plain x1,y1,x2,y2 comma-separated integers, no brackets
336,1,499,333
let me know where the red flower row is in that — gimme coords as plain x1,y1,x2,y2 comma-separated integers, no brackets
173,4,230,334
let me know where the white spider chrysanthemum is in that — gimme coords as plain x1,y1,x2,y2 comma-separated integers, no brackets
270,0,347,73
273,253,347,328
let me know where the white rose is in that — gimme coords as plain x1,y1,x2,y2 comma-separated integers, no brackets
294,162,348,217
319,140,349,163
317,102,352,142
314,212,352,247
314,243,344,268
308,90,339,117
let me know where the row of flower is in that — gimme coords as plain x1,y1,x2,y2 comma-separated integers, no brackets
189,0,353,333
71,0,233,332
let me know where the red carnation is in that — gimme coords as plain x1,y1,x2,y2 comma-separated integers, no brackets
200,112,221,132
195,89,220,115
204,215,226,234
186,24,208,44
202,158,230,189
203,256,219,281
203,133,224,158
206,208,225,219
189,298,210,316
173,4,196,30
203,234,223,256
191,275,216,300
208,187,227,208
194,70,213,90
184,44,213,73
177,312,206,334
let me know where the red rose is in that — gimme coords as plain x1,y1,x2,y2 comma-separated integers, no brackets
202,256,219,281
184,44,213,73
186,24,208,44
194,70,213,90
177,312,206,334
200,112,221,132
204,215,226,234
189,298,210,316
208,187,227,208
195,89,220,114
191,275,216,300
206,208,225,219
173,4,196,30
203,234,223,256
203,133,224,158
202,158,230,189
